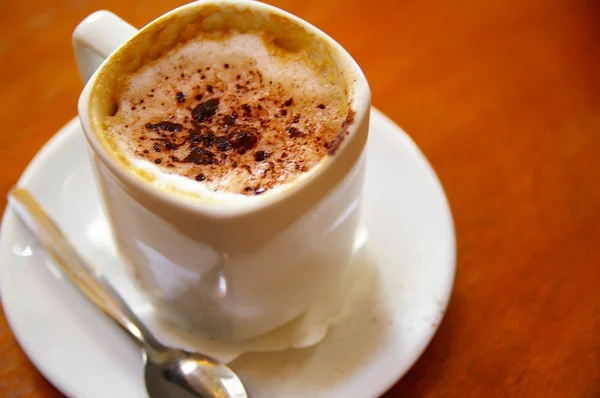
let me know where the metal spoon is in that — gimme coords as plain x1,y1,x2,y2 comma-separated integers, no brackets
8,187,248,398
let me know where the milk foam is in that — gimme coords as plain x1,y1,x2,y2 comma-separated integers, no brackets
105,30,347,198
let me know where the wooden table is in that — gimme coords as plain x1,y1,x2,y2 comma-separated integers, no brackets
1,0,599,396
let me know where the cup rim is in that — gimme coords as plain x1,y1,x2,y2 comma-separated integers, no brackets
78,0,371,219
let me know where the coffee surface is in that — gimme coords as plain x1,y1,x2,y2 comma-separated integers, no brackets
105,30,348,195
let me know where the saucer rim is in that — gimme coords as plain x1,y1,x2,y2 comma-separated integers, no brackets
0,117,87,398
0,108,456,398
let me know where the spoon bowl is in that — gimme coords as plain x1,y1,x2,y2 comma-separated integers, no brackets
144,349,247,398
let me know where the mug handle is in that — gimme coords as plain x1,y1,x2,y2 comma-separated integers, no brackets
72,11,138,83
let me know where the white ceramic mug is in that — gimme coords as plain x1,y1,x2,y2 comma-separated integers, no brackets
74,0,371,341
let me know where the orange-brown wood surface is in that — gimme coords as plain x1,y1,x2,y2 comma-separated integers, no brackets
1,0,600,397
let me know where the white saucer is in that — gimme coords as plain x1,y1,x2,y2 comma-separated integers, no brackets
0,108,455,398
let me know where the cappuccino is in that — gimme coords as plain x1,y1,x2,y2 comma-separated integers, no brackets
105,29,349,196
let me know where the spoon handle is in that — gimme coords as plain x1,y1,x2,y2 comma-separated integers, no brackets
8,187,166,353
